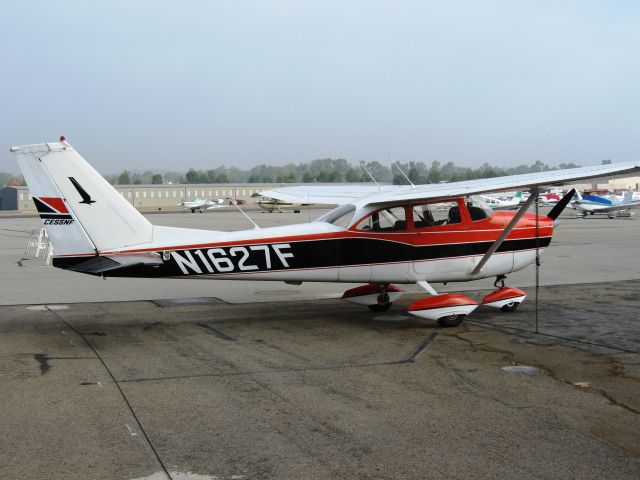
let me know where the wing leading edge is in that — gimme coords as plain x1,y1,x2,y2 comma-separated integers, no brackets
259,162,640,207
257,184,389,205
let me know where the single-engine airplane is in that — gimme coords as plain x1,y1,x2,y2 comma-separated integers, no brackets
11,139,640,327
479,191,523,210
250,192,309,213
571,191,639,218
179,197,228,213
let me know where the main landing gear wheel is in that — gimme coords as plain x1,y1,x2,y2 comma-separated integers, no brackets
500,302,519,312
437,314,466,327
368,291,392,312
368,302,393,312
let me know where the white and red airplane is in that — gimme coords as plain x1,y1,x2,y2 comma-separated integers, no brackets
11,139,640,327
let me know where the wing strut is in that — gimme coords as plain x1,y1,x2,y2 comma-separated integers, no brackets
470,187,540,277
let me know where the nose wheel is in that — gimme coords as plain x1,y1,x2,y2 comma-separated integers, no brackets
437,314,465,327
482,276,527,312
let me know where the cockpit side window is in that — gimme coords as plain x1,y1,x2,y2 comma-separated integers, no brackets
356,206,407,232
412,201,461,228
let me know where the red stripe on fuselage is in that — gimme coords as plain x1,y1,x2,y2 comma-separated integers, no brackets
93,211,553,256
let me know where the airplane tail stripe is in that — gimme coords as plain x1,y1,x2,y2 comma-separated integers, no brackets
40,197,69,213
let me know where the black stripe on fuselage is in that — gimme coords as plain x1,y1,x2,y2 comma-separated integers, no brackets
53,236,552,277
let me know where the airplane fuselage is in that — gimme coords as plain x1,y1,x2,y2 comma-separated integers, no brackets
53,206,553,286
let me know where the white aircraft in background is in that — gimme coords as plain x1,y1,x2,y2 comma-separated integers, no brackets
571,191,639,218
10,138,640,327
480,191,523,210
250,192,309,213
178,197,228,213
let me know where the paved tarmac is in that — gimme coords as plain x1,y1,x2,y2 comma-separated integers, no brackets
1,208,639,305
0,208,639,479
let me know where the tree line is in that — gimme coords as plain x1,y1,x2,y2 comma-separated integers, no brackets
102,158,583,186
0,159,588,189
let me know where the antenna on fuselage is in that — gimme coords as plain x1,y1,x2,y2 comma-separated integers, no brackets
359,161,381,190
390,156,415,189
230,199,260,229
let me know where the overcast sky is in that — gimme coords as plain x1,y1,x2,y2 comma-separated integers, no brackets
2,1,639,173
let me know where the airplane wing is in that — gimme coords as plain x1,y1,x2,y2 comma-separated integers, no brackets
260,163,640,206
257,184,393,205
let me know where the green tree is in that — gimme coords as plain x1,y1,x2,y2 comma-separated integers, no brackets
345,168,363,182
393,174,410,185
185,169,208,183
408,167,422,184
427,161,442,183
151,173,163,184
117,170,132,185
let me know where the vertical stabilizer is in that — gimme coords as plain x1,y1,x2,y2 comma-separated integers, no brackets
11,141,153,254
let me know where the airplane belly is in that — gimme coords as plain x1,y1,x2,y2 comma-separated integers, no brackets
370,262,411,283
338,265,372,283
413,256,474,282
411,232,475,281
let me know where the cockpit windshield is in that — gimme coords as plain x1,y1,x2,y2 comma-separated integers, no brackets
314,204,356,228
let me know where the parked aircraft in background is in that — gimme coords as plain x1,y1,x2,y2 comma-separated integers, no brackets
571,191,639,218
251,193,310,213
256,198,298,213
540,192,562,204
480,191,523,210
10,139,640,327
179,197,228,213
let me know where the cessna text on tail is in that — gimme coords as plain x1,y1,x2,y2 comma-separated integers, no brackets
10,139,640,327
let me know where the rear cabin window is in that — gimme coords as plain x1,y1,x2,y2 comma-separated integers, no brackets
412,202,461,228
356,206,407,231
